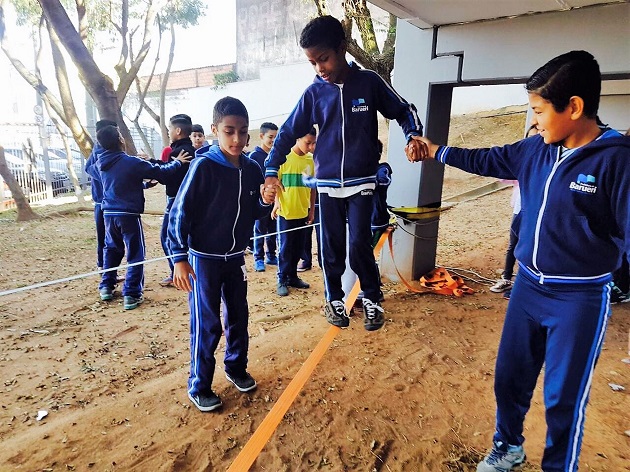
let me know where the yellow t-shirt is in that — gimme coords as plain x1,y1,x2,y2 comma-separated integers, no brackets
277,151,314,220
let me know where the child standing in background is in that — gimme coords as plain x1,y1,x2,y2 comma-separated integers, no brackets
249,122,279,272
274,128,317,297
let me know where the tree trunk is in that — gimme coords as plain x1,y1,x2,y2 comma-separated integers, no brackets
159,21,176,147
0,147,39,221
37,0,137,155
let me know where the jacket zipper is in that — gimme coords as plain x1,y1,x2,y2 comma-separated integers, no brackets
532,147,569,282
227,168,242,258
338,84,346,187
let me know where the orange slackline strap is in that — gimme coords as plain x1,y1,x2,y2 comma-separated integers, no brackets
387,231,473,297
227,228,392,472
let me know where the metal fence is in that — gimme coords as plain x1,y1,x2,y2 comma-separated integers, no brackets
0,123,163,212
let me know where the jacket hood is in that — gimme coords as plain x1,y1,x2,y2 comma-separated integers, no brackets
550,129,628,153
98,149,125,171
196,144,246,168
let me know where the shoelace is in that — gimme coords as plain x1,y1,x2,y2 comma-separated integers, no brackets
363,300,384,320
331,301,348,317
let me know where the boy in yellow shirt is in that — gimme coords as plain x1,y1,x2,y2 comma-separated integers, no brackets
274,128,317,296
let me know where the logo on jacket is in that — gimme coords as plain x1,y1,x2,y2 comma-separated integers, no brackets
352,98,368,113
569,174,597,194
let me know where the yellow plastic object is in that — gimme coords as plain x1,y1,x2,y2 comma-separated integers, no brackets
389,206,442,220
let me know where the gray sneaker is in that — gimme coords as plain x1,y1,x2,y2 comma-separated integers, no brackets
477,441,525,472
123,295,144,310
277,282,289,296
99,287,113,301
362,298,384,331
188,391,222,412
324,300,349,328
490,278,512,293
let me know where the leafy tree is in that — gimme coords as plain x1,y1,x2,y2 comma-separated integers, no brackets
0,0,203,160
313,0,396,83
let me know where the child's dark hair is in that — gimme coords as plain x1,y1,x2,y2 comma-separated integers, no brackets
299,15,346,51
260,122,278,134
170,114,193,136
306,126,317,137
525,50,601,119
192,124,204,134
96,125,122,151
213,97,249,125
95,119,117,132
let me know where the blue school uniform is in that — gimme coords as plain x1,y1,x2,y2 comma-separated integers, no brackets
265,62,422,302
435,130,630,471
168,145,271,396
97,149,181,297
248,146,277,263
85,143,106,268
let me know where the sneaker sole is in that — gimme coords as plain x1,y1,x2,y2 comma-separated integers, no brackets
100,294,113,301
188,393,222,412
124,299,144,310
364,320,384,331
225,373,257,393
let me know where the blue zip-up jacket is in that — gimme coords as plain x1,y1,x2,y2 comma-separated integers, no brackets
149,137,197,198
435,130,630,282
248,145,268,171
265,62,422,188
97,149,181,216
85,143,105,203
168,144,271,262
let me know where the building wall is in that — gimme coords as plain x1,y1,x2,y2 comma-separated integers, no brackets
235,0,317,81
382,2,630,280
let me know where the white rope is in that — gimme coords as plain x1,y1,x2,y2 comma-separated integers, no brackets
0,221,322,298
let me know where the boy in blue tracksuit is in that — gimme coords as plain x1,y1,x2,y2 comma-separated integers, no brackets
264,15,426,331
413,51,630,472
169,97,275,412
85,119,118,271
249,122,279,272
96,125,183,310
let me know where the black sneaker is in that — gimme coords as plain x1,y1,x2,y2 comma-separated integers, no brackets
362,298,384,331
610,283,629,304
288,277,310,289
188,391,222,412
99,287,113,301
324,300,349,328
225,371,257,392
123,295,144,310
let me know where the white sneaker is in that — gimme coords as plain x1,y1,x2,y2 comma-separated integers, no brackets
490,278,512,293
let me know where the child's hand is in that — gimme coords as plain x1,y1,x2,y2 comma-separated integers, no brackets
271,201,280,220
173,261,196,293
307,207,315,225
174,150,192,163
405,136,434,162
261,177,283,204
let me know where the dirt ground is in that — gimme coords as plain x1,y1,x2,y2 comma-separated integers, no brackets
0,111,628,471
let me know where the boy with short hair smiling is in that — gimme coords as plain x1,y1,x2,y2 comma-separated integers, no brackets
412,50,630,472
191,124,206,150
168,97,275,412
264,15,427,331
249,122,279,271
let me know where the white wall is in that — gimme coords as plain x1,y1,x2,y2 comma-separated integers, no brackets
154,61,315,135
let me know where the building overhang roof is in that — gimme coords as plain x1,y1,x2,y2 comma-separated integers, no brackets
369,0,627,29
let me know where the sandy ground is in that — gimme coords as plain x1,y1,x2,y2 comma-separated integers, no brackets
0,111,628,471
